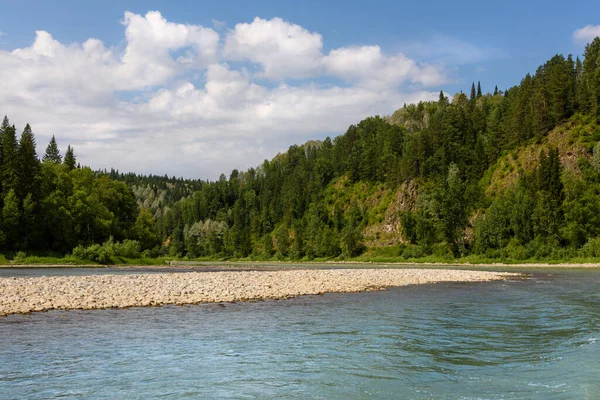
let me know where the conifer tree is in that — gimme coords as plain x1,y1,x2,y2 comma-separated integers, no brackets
582,37,600,115
1,121,18,194
0,116,8,163
0,116,9,199
438,91,447,106
16,123,40,201
477,81,482,98
493,85,499,96
43,135,62,163
566,54,576,116
64,145,76,171
575,56,584,110
470,82,476,100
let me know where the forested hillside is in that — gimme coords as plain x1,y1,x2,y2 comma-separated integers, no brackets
2,38,600,263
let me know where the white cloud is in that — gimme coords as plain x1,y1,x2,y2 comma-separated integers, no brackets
573,25,600,44
120,11,219,87
0,12,448,179
222,17,446,87
323,45,446,88
6,10,218,98
223,17,324,79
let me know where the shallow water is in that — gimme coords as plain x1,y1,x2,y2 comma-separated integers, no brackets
1,270,598,399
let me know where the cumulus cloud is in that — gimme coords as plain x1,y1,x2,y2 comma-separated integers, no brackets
0,12,447,179
120,11,219,86
222,17,446,87
223,17,324,79
573,25,600,44
323,45,445,88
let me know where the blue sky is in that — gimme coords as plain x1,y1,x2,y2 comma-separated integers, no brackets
0,0,598,178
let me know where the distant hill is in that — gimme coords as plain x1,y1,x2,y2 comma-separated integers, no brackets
3,38,600,263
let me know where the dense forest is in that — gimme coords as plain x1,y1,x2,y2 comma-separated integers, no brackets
2,38,600,263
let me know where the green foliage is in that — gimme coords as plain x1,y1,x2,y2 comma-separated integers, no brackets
438,163,468,257
16,124,40,202
2,189,20,250
13,251,27,263
579,237,600,258
1,118,18,194
133,209,158,250
0,124,143,258
400,211,417,244
72,237,142,264
64,145,76,171
401,244,426,259
592,141,600,173
43,135,62,164
273,224,290,259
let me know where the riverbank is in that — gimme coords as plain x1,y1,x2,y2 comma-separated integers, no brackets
2,260,600,269
0,269,518,316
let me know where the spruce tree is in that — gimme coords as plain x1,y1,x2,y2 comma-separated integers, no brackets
477,81,482,98
438,91,447,106
43,135,62,163
16,124,40,202
0,116,9,199
494,85,499,96
64,145,76,170
575,56,584,110
1,122,18,194
470,82,476,100
0,116,8,164
582,37,600,116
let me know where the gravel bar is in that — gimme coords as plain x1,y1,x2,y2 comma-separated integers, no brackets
0,269,520,316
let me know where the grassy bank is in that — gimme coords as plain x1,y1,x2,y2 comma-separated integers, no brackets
0,253,173,267
3,247,600,268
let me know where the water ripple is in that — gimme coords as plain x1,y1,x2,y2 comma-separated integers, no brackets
0,270,599,399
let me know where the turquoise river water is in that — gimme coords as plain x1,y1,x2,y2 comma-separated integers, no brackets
0,267,598,399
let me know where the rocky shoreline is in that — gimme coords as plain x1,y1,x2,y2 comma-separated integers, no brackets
0,269,520,316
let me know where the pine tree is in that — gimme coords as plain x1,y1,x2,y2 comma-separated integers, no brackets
0,116,9,199
1,121,18,194
64,145,76,171
438,91,448,107
0,116,8,163
582,37,600,116
566,54,576,117
575,56,584,110
477,81,482,98
43,135,62,163
16,123,40,202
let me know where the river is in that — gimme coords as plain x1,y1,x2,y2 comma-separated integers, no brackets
0,267,598,399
